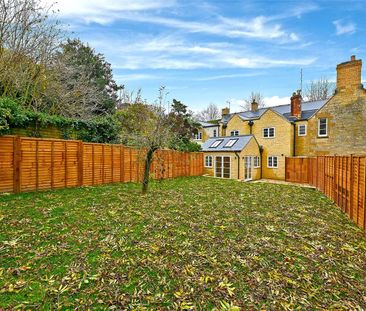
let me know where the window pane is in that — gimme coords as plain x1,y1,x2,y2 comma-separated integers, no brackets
268,157,272,167
299,125,306,135
319,118,327,136
224,139,238,148
263,128,268,137
273,157,278,167
210,140,223,148
269,128,274,137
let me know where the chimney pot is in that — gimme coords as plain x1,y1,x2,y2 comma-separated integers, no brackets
221,107,230,117
290,91,302,119
251,100,258,112
351,55,356,61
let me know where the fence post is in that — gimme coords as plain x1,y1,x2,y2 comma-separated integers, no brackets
13,137,21,193
350,154,354,220
363,157,366,230
64,141,67,188
121,146,124,182
333,155,337,203
78,141,84,186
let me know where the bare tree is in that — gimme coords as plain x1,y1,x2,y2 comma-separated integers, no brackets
0,0,64,107
304,77,335,101
241,91,265,111
196,103,220,121
115,87,173,194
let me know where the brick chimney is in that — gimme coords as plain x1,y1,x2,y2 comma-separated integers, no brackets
336,55,362,92
290,90,302,119
251,100,258,112
222,107,230,117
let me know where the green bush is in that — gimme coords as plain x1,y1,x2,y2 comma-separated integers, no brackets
0,97,120,143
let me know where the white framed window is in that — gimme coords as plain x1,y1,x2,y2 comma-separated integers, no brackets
318,118,328,137
230,130,239,136
205,155,213,167
298,124,307,136
253,156,260,168
194,132,202,140
213,129,217,137
210,139,223,148
267,156,278,168
224,138,238,148
263,127,275,138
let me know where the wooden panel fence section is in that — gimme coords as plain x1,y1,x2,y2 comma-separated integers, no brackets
0,136,204,194
286,156,366,231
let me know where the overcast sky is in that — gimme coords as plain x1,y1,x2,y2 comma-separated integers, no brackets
45,0,365,112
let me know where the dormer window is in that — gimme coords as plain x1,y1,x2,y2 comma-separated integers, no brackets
230,130,239,136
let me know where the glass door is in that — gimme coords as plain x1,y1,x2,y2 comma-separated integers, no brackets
215,156,231,178
223,157,231,178
244,156,252,181
215,156,222,178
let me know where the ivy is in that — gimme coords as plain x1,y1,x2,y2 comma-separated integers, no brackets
0,97,120,143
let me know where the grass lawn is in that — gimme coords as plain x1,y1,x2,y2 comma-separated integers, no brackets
1,177,366,309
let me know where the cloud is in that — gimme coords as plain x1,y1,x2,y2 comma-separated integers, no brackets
91,35,316,70
116,14,299,42
263,96,290,107
43,0,176,24
193,72,265,81
333,19,356,35
114,73,159,81
46,0,300,42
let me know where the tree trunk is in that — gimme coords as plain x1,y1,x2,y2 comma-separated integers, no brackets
142,147,156,194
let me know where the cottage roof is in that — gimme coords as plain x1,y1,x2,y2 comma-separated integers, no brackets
198,121,220,128
201,135,254,152
221,99,327,124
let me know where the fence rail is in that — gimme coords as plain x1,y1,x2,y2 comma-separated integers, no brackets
286,156,366,231
0,136,204,194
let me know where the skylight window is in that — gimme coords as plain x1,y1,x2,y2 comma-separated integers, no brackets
210,139,223,148
224,139,238,148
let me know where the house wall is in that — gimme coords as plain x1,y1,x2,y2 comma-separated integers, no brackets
224,114,250,136
194,126,220,144
203,138,260,181
294,120,310,156
251,110,293,180
203,126,219,142
307,57,366,155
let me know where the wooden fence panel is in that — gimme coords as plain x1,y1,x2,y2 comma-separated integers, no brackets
286,155,366,231
0,135,204,194
0,136,14,193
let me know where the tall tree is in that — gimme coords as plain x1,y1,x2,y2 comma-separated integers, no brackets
304,78,335,101
55,39,123,115
241,91,265,111
196,103,220,121
168,99,201,151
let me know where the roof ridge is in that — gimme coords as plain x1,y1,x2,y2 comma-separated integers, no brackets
227,99,327,115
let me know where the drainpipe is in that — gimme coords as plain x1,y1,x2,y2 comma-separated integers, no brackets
234,152,240,180
248,120,254,134
292,122,296,156
259,145,264,179
222,124,227,136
